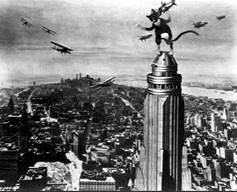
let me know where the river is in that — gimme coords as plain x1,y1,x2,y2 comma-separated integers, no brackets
115,78,237,102
1,75,237,102
182,86,237,101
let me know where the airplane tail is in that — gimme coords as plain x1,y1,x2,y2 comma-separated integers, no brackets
172,30,199,42
172,0,176,5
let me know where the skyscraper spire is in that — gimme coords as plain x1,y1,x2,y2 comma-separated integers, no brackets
18,103,30,153
135,51,184,191
8,96,14,114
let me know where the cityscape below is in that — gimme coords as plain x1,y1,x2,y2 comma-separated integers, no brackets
0,63,237,190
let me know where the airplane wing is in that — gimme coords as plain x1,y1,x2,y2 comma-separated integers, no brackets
103,77,115,84
193,23,199,28
90,77,115,88
171,0,176,5
51,41,73,51
19,17,32,27
90,81,104,88
90,84,100,88
193,21,207,28
19,17,27,22
41,26,56,35
216,15,226,20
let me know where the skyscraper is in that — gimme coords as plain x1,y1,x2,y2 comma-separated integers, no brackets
18,104,30,153
135,52,184,191
8,96,14,114
182,146,192,191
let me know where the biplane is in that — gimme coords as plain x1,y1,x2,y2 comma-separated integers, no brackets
90,77,115,88
51,41,73,54
41,26,56,35
19,17,33,27
193,21,208,28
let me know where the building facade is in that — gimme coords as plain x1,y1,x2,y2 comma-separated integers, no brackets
135,52,184,191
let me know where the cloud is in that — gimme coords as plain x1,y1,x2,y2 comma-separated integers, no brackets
1,0,237,83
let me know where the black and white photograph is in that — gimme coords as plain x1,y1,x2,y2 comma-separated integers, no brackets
0,0,237,191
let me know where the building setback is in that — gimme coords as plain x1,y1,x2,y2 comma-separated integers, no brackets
135,52,184,191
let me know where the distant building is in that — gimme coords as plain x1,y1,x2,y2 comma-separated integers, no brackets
234,152,237,163
226,149,234,162
8,96,14,114
221,107,229,121
18,104,30,153
231,128,237,138
186,113,192,125
194,114,203,128
0,122,9,137
60,78,65,84
0,150,19,184
182,146,192,190
213,159,221,179
72,130,80,157
79,176,115,191
203,166,213,182
18,166,47,190
211,113,222,132
72,129,88,156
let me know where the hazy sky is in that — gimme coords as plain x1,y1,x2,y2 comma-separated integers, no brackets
0,0,237,84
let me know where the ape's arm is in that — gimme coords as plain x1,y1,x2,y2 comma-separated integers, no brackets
136,23,155,31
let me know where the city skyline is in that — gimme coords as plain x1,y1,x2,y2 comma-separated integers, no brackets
0,0,237,85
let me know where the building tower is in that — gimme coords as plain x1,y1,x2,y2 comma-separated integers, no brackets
8,96,14,114
135,52,184,191
182,146,192,190
18,104,30,153
222,107,228,121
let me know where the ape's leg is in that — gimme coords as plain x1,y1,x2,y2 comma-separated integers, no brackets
157,44,161,56
155,37,162,56
153,43,162,63
169,41,174,55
